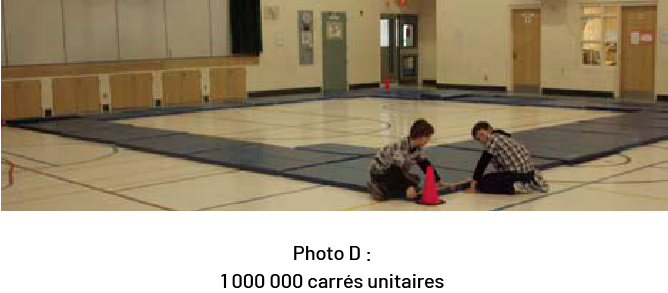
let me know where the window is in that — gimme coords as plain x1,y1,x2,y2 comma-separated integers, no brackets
381,19,390,47
582,5,618,66
402,24,414,47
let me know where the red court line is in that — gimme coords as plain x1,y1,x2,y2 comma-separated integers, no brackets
8,162,175,211
2,159,15,190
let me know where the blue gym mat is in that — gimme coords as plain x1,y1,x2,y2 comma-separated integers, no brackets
11,90,668,201
296,143,377,156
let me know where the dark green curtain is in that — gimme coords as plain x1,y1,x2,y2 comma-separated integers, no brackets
230,0,263,55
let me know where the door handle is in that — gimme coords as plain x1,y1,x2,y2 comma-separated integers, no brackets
513,52,518,60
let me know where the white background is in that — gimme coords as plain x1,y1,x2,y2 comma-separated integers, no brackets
1,212,667,293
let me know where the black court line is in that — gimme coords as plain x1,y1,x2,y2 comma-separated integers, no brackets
197,185,325,211
143,113,392,139
428,113,615,141
2,146,120,169
564,154,632,168
160,113,353,132
8,162,175,211
214,109,394,132
2,151,59,167
112,170,241,192
491,159,668,211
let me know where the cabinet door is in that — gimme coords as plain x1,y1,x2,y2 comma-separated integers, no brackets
2,82,17,119
210,68,230,102
53,77,79,115
228,68,247,101
162,71,184,106
134,73,154,108
182,70,202,104
15,80,43,118
110,74,134,109
77,76,101,114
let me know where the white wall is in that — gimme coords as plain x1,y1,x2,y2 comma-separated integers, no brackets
435,0,667,97
165,0,211,58
4,0,66,65
118,0,167,60
2,0,232,65
211,0,231,56
420,0,437,81
63,0,119,62
247,0,422,92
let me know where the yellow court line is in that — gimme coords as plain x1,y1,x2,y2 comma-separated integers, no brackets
341,201,382,211
582,186,668,203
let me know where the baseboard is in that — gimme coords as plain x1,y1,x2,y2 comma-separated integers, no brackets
437,83,507,92
248,87,322,98
422,80,437,86
658,95,668,102
542,88,614,98
349,82,381,90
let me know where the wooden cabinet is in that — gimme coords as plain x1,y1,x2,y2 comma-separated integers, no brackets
162,70,202,106
210,67,247,102
110,73,153,109
52,76,101,115
1,80,42,119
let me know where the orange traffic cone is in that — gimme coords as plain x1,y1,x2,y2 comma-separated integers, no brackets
418,165,445,205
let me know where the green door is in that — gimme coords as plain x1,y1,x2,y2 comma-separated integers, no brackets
322,12,348,92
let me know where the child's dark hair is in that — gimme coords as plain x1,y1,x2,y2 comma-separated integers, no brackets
410,119,435,139
471,121,492,139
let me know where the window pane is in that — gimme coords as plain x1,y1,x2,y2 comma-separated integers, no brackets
582,43,602,66
583,6,603,15
402,24,414,47
604,42,617,66
381,19,390,47
582,17,602,41
604,17,618,42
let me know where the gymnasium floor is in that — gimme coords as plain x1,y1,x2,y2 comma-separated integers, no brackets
2,97,668,211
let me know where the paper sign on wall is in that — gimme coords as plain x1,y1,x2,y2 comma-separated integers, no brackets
631,31,640,45
640,34,653,42
639,30,654,46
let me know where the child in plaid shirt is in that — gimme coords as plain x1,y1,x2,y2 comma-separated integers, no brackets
367,119,442,201
469,121,549,195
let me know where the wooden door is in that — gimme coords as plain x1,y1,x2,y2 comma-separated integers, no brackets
512,9,541,93
620,6,656,101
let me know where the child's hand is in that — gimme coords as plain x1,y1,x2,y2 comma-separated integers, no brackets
438,182,455,190
406,187,418,199
468,180,477,194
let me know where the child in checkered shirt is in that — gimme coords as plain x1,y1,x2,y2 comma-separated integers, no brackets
367,119,444,201
468,121,549,195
